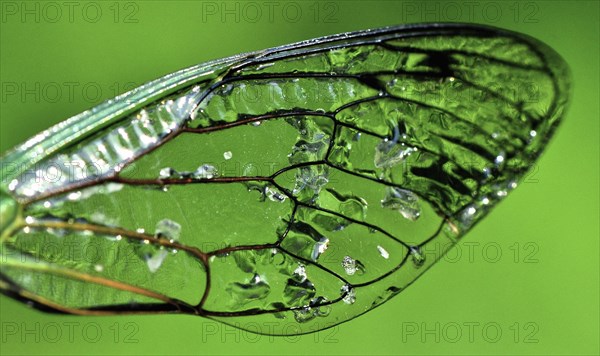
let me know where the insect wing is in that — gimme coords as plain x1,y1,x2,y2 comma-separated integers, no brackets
0,23,570,335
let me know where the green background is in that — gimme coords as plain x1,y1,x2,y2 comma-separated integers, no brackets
0,0,598,354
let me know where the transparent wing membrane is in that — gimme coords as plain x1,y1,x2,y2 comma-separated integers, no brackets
0,23,570,335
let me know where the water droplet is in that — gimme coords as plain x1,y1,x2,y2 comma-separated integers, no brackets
410,246,426,267
375,140,417,169
226,273,271,309
21,188,35,197
134,239,169,273
341,284,356,304
145,248,168,273
311,237,329,261
455,200,490,233
94,264,104,272
159,167,176,179
155,219,181,241
341,256,365,275
285,271,316,307
310,296,331,317
256,63,275,71
377,245,390,259
223,151,232,160
67,191,82,201
293,306,315,323
446,221,460,236
8,179,18,191
194,164,217,179
483,167,493,179
293,264,307,282
46,227,68,237
494,154,505,165
266,302,287,319
293,166,329,201
381,187,421,221
105,183,124,194
265,187,287,203
271,249,285,265
292,296,331,323
325,188,368,221
372,286,403,307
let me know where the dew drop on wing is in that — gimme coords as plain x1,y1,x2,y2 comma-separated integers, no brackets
133,219,181,273
265,187,287,203
226,273,271,309
341,284,356,305
155,219,181,242
377,245,390,259
159,167,176,179
311,237,330,261
381,187,422,221
193,164,218,179
410,246,426,267
341,255,365,276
